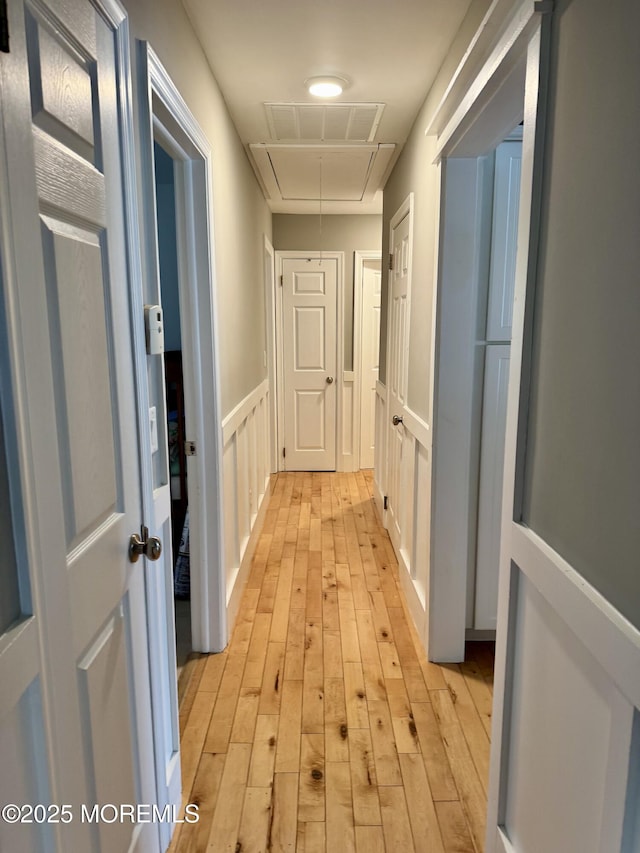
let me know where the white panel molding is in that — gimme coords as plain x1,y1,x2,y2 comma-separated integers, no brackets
222,378,270,447
511,523,640,708
341,377,355,470
353,251,382,472
221,380,271,634
343,370,355,382
375,380,387,401
401,405,430,450
0,620,39,725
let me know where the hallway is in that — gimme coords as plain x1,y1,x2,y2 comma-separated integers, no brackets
170,472,493,852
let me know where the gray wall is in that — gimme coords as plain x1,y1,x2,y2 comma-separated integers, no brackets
123,0,272,415
522,0,640,629
380,0,493,422
272,214,382,369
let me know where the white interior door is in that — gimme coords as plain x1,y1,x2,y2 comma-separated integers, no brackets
386,209,411,550
0,1,158,850
281,256,337,471
359,259,382,469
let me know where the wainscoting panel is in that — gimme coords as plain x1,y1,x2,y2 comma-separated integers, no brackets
222,379,271,632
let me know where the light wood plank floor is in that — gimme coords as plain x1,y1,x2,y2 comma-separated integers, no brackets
170,471,494,853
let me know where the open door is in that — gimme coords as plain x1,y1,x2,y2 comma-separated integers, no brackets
0,0,159,849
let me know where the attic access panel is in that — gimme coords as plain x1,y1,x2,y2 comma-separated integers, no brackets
249,143,395,203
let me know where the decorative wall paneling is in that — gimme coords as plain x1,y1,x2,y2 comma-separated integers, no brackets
222,379,271,630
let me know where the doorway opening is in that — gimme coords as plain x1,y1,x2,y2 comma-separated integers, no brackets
152,141,191,676
354,252,382,470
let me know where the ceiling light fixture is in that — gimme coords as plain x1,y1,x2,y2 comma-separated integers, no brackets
305,76,348,98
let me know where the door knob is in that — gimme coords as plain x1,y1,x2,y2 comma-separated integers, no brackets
392,414,403,426
326,376,334,384
129,525,163,563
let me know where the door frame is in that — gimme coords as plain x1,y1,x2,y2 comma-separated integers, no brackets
137,43,226,655
353,250,382,470
264,236,278,473
273,251,344,471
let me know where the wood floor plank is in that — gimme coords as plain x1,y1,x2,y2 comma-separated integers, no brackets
258,642,286,715
284,607,306,681
242,611,272,688
203,654,246,754
441,664,491,791
198,651,227,695
178,654,207,736
296,820,326,853
275,679,303,773
459,657,494,738
169,752,225,853
302,618,324,734
349,727,381,826
344,661,369,729
248,715,279,788
367,699,402,786
355,825,386,853
205,743,251,852
399,753,446,853
410,701,459,801
431,689,487,852
379,786,415,853
435,800,477,853
228,587,260,655
271,773,299,853
324,678,350,763
326,762,356,853
323,628,343,679
386,679,420,754
230,686,261,743
236,787,272,853
298,733,325,822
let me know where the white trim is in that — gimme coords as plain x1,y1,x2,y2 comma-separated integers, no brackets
375,379,387,401
511,524,640,708
274,251,345,471
343,370,355,382
263,236,278,473
485,13,552,850
222,378,270,447
401,406,430,450
139,43,226,657
353,250,382,471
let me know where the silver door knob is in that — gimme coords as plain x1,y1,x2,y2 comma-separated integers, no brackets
392,414,403,425
326,376,334,384
129,525,163,563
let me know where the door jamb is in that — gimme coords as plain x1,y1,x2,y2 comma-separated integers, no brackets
353,250,382,469
264,236,278,473
137,43,227,657
424,2,552,846
274,251,344,471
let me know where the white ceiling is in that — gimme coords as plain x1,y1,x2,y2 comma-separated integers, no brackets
182,0,472,214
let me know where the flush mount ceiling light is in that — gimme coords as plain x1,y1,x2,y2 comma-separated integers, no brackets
305,76,349,98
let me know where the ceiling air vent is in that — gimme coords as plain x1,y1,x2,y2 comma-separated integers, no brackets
265,103,385,143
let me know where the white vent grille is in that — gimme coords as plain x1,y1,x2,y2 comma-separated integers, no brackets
265,103,385,143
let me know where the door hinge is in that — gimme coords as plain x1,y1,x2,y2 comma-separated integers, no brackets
0,0,9,53
279,275,283,287
383,495,388,510
282,447,286,458
388,253,393,271
185,440,196,456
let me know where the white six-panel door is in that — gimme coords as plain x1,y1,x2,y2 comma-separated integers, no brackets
281,257,338,471
0,1,157,850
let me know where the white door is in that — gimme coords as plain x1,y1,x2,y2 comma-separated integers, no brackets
359,259,382,469
281,256,337,471
386,209,411,550
0,2,158,850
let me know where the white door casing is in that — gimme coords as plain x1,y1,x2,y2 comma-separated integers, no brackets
0,1,157,850
280,255,339,471
358,257,382,469
385,198,413,553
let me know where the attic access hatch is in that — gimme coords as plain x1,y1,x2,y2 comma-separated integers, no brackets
249,143,396,207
